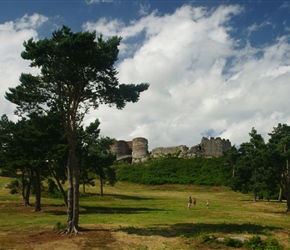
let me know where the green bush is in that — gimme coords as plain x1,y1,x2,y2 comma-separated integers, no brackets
265,237,282,250
44,178,63,198
200,233,216,243
54,221,66,231
116,157,231,186
223,237,243,248
244,235,264,250
5,179,20,194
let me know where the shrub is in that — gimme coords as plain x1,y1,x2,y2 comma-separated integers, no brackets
5,179,20,194
244,235,264,250
265,237,282,250
45,178,63,198
201,233,216,243
116,157,231,186
54,221,66,231
223,237,243,248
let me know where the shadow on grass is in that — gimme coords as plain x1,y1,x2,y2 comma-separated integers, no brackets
117,223,281,238
45,205,165,216
80,205,165,215
239,199,286,203
79,193,153,201
101,194,152,201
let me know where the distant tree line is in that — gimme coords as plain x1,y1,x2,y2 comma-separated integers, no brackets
116,124,290,212
224,125,290,212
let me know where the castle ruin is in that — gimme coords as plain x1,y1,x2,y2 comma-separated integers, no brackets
111,136,231,163
110,137,149,163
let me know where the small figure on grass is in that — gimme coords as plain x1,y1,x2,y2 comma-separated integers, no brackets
193,197,196,207
188,196,192,209
206,200,209,208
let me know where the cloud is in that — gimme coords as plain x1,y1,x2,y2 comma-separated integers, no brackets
280,1,290,9
0,16,44,121
139,2,151,16
84,4,290,150
2,5,290,151
85,0,114,4
14,13,48,30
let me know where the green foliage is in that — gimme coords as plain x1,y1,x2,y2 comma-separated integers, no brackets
200,233,216,243
54,221,66,231
45,178,63,198
225,127,282,201
78,119,117,195
116,156,231,186
264,237,282,250
223,237,243,248
244,235,264,249
5,179,20,194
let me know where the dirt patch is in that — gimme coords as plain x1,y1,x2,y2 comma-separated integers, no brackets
0,226,116,250
0,225,188,250
1,224,289,250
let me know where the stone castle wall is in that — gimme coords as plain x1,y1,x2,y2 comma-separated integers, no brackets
151,145,188,158
199,137,231,157
111,137,148,163
110,140,132,159
111,136,231,162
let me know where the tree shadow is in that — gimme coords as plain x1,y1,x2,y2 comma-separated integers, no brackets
103,194,153,201
79,193,153,201
44,205,165,216
239,199,286,203
80,205,165,215
117,223,281,238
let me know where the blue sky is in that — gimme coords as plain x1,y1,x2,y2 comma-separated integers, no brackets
1,0,290,150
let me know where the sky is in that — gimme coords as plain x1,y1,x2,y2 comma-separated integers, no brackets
1,0,290,151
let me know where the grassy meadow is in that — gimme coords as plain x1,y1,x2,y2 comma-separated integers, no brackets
0,176,290,249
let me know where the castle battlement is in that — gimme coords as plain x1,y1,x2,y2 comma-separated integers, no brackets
111,136,231,163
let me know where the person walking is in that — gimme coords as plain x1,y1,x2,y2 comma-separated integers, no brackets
193,197,196,207
188,196,192,209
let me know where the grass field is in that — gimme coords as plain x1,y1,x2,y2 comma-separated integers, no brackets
0,176,290,249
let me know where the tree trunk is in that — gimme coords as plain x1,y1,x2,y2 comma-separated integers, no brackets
66,154,74,233
253,190,257,202
63,140,80,234
82,179,86,194
48,163,68,206
73,155,80,227
22,169,32,206
34,165,41,211
100,176,103,197
278,185,283,202
286,190,290,213
284,144,290,212
21,170,27,205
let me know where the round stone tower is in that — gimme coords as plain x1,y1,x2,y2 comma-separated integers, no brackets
132,137,148,159
111,140,131,159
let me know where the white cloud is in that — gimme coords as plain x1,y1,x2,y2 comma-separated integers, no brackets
247,20,272,34
139,2,151,16
2,6,290,151
14,13,48,30
0,16,44,121
85,4,290,150
85,0,114,4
